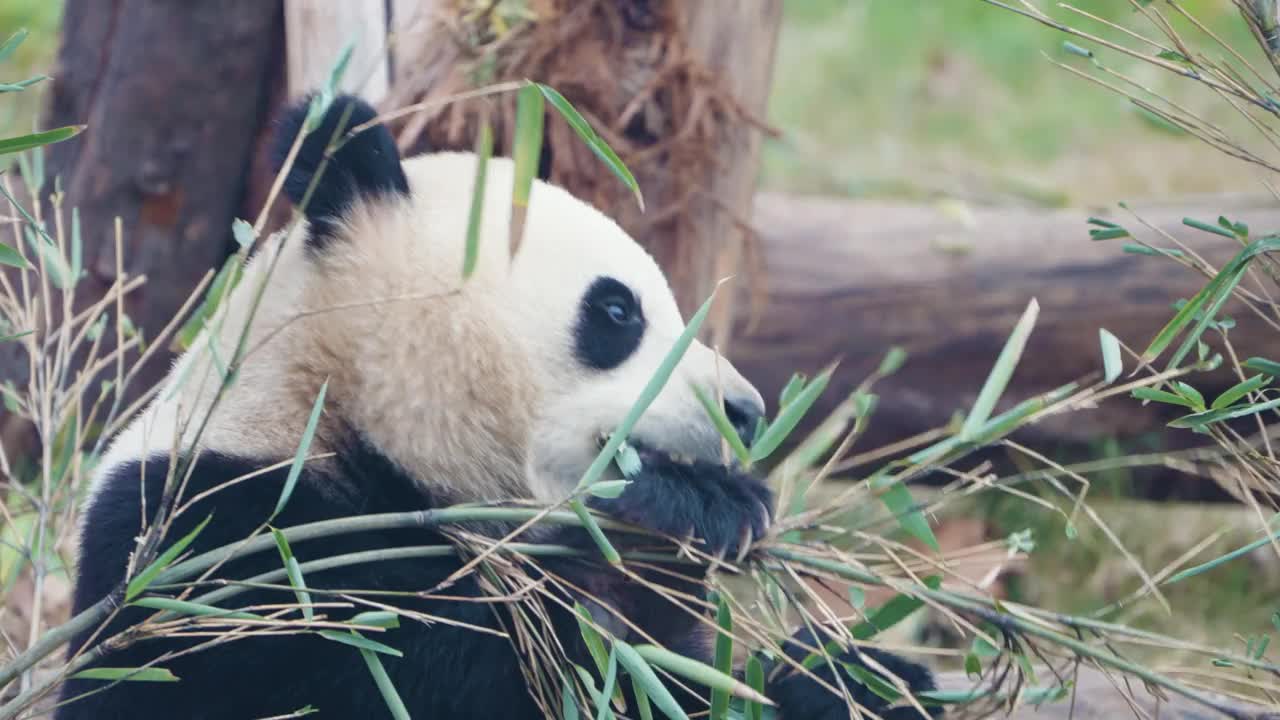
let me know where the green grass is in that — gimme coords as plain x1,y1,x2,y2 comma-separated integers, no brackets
765,0,1270,204
0,0,63,139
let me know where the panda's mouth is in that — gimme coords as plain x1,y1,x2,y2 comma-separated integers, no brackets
593,430,713,468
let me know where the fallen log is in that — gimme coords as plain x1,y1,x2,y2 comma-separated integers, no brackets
734,192,1280,488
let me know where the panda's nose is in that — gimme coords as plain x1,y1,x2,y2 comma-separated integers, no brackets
724,393,766,448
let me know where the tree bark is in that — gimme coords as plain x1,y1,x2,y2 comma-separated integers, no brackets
735,192,1280,471
1,0,285,434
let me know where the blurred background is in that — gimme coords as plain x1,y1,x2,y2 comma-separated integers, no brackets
2,1,1278,714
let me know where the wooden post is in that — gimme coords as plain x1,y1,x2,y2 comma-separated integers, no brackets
2,0,284,450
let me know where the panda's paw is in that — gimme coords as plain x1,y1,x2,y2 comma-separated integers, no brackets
769,627,942,720
587,443,773,557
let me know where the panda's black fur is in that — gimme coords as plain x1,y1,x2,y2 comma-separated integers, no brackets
53,95,939,720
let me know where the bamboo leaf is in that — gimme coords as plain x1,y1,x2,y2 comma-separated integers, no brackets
751,366,833,463
1168,396,1280,429
509,83,545,257
349,611,400,630
272,381,329,520
745,656,765,720
1131,386,1197,408
538,83,643,211
463,123,493,279
0,29,28,64
1098,328,1122,383
359,647,411,720
0,242,28,269
0,125,84,156
710,595,733,720
596,648,619,720
130,596,260,621
693,384,751,465
1211,374,1270,410
320,630,402,657
1245,356,1280,377
613,642,690,720
71,667,179,683
126,514,213,601
961,298,1039,440
876,478,938,551
586,480,631,499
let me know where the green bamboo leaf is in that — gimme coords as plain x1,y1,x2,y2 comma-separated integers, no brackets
778,374,806,409
960,298,1039,441
1131,386,1197,408
751,366,833,463
876,478,938,551
613,641,690,720
0,75,47,93
842,663,901,703
463,123,493,279
320,630,403,657
1121,243,1183,258
710,595,734,720
172,254,245,351
360,646,411,720
232,218,255,250
596,648,619,720
1168,396,1280,429
71,667,179,683
1098,328,1122,383
0,125,84,156
693,384,751,465
564,676,582,720
632,677,654,720
877,347,907,376
126,514,213,601
24,226,71,289
350,611,400,630
509,83,545,257
586,480,631,499
1245,357,1280,376
1173,382,1205,411
272,381,329,520
574,603,614,685
1183,217,1237,239
632,644,773,707
1089,227,1129,240
130,596,260,621
272,527,314,621
0,242,28,269
0,330,31,343
537,83,643,211
0,29,28,64
745,656,765,720
1211,374,1270,410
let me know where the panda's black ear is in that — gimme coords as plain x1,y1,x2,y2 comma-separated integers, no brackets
270,94,409,243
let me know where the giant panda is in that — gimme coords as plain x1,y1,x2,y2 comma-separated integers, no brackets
54,94,939,720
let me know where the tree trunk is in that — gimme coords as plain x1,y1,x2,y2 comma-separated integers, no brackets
736,192,1280,478
1,0,285,451
378,0,782,350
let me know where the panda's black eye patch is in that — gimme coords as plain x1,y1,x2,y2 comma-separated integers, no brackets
575,277,646,371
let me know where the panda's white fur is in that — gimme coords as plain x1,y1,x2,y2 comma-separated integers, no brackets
93,150,761,510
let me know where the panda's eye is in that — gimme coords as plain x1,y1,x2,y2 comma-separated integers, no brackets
598,295,639,326
575,277,646,371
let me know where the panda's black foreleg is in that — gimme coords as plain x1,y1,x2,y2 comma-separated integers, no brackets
764,625,943,719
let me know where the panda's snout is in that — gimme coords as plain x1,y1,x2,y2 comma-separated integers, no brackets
723,392,766,447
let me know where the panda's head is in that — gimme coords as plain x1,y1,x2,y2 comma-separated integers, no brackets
263,95,765,502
